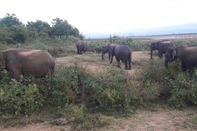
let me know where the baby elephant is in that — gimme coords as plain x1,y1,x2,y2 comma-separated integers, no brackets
110,45,132,70
0,48,55,81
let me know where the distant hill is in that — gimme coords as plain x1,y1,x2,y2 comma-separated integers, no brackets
84,23,197,39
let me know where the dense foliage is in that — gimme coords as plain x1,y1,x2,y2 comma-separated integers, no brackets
0,13,84,44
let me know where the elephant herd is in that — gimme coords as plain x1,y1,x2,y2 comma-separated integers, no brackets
78,39,197,73
0,39,196,81
76,40,132,70
150,39,197,71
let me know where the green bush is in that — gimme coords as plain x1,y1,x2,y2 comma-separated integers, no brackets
0,63,142,118
85,68,141,111
163,66,197,108
141,59,197,108
0,79,43,115
141,59,165,83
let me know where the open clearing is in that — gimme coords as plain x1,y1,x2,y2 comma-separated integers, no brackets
1,51,197,131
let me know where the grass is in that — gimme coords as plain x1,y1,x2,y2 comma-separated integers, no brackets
1,35,197,130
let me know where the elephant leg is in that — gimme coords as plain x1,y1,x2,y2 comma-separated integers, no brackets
124,60,128,70
116,58,121,68
110,56,114,64
181,62,187,72
124,60,131,70
127,60,131,70
159,51,162,59
83,47,85,53
129,60,131,70
108,54,111,61
8,66,22,81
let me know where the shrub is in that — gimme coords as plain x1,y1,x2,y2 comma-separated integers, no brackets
85,68,141,111
0,79,43,115
141,59,197,108
164,67,197,108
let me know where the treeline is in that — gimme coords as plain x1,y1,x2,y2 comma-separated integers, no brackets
0,13,84,44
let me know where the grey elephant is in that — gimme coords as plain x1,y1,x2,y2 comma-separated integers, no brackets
102,43,119,61
165,45,197,71
150,40,176,59
76,40,86,54
110,44,132,70
0,48,55,81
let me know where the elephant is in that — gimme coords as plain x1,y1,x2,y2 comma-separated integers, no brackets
165,45,197,71
102,43,119,61
76,40,86,54
110,44,132,70
0,48,55,81
150,40,176,59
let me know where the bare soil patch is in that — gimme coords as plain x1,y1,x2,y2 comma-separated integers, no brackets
1,107,197,131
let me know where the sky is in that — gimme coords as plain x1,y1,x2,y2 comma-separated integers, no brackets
0,0,197,36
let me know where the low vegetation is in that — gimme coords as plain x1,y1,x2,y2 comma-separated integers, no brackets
1,13,197,130
0,34,197,130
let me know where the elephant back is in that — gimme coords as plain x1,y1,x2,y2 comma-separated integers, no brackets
76,40,86,46
0,48,55,81
113,45,131,58
177,46,197,58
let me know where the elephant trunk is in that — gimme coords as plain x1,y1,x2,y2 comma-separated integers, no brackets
102,52,105,60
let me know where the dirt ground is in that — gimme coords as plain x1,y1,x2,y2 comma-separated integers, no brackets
1,107,197,131
1,51,197,131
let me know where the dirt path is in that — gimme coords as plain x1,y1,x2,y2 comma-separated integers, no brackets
1,107,196,131
97,107,197,131
1,51,197,131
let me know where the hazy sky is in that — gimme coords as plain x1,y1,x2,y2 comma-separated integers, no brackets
1,0,197,35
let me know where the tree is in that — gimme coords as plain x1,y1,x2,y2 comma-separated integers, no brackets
50,18,83,39
26,20,51,40
0,13,26,44
0,13,22,27
26,20,51,33
50,18,69,37
0,14,84,44
11,25,27,43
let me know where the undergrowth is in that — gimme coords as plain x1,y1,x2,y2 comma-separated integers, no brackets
0,64,141,129
1,37,197,129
